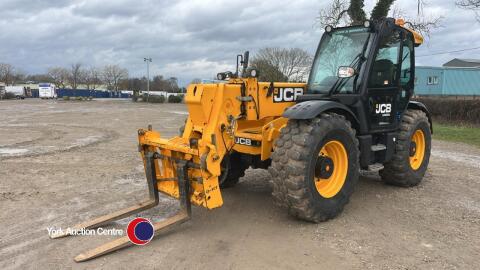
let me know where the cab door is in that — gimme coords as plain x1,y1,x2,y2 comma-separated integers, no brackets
366,28,413,132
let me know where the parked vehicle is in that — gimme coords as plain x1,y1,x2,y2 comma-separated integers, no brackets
38,83,57,99
5,86,26,99
52,18,433,262
0,82,5,98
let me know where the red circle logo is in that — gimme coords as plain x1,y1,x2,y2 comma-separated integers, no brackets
127,217,154,245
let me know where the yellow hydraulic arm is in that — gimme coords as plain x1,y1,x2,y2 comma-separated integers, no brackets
138,78,306,209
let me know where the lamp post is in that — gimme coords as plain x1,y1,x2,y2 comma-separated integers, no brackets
144,57,152,102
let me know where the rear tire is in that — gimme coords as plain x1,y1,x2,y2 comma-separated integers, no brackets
380,109,431,187
271,113,360,222
219,152,249,188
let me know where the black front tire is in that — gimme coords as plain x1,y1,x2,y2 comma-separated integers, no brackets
380,109,431,187
270,113,360,223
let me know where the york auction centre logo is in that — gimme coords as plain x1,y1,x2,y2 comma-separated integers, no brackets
127,217,154,245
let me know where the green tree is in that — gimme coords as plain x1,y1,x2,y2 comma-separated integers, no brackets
348,0,367,24
371,0,396,20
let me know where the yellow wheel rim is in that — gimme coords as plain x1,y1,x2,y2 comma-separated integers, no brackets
315,140,348,198
410,129,426,170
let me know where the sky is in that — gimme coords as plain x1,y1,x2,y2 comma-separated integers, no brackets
1,0,479,86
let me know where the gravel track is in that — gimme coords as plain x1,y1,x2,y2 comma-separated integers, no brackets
0,99,478,270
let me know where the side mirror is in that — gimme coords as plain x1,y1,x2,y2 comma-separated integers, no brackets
338,66,356,78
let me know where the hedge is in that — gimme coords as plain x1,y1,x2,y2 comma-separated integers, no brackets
168,94,183,103
142,94,165,103
141,94,184,103
414,97,480,125
62,96,93,101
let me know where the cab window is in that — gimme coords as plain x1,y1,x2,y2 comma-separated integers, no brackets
400,34,414,86
368,31,401,88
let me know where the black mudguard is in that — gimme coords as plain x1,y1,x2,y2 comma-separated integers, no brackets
283,100,359,124
408,101,433,133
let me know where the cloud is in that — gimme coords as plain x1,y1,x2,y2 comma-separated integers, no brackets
0,0,479,86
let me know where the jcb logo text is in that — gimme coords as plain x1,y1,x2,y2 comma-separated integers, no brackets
375,104,392,114
235,137,252,146
273,88,304,103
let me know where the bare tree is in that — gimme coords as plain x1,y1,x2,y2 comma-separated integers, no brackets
78,69,88,89
68,63,83,89
166,77,180,92
252,48,312,82
102,65,128,93
390,5,443,38
402,16,442,38
12,69,26,85
0,63,15,85
190,78,202,84
151,75,165,92
84,67,102,90
48,67,69,89
317,0,351,27
123,77,144,91
25,73,52,83
317,0,442,38
250,59,288,82
457,0,480,21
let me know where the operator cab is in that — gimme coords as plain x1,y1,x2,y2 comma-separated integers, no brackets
301,18,421,134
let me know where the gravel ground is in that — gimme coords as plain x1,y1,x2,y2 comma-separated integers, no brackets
0,99,478,270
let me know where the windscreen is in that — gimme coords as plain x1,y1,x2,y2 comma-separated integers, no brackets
308,27,371,94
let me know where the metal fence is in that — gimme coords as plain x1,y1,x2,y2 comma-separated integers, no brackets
57,89,130,98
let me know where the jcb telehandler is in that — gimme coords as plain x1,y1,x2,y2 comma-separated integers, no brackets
52,18,432,261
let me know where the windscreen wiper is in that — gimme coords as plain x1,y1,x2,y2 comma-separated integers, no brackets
327,33,371,96
327,53,365,96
